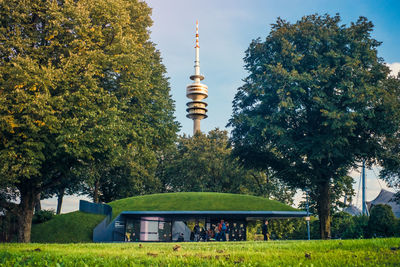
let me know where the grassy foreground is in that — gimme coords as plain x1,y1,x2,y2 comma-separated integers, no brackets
2,238,400,266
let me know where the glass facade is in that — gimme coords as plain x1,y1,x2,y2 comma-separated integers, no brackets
124,216,246,242
125,217,172,242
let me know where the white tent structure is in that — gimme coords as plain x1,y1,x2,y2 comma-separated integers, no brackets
343,205,362,216
367,189,400,218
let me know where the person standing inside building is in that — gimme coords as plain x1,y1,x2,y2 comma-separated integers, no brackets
218,220,227,241
193,222,201,242
214,224,220,241
225,222,230,241
262,220,269,241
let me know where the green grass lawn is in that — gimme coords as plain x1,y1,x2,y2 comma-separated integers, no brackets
1,238,400,266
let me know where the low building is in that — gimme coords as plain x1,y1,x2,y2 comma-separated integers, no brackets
80,192,308,242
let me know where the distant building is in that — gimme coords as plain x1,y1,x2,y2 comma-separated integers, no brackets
343,205,362,216
367,189,400,218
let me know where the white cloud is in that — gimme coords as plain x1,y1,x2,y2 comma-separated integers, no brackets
387,62,400,77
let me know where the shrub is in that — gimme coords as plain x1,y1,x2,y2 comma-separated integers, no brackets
368,204,397,237
331,212,353,239
246,217,319,240
32,209,55,224
342,215,369,239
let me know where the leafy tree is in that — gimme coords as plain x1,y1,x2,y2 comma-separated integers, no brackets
229,14,400,239
246,169,296,205
0,0,178,242
298,175,355,215
161,129,245,193
330,211,354,239
160,129,295,204
346,215,369,239
368,204,397,237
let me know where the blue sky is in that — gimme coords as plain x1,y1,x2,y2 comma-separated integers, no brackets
43,0,400,212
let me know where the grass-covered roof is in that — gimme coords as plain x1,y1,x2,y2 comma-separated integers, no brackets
109,192,298,219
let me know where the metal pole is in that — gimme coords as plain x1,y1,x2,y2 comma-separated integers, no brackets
306,189,310,240
361,160,367,215
362,161,369,216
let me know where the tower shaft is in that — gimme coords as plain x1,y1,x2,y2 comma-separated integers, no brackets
193,119,201,134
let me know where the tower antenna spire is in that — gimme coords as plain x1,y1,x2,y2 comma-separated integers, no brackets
186,21,208,134
195,20,199,48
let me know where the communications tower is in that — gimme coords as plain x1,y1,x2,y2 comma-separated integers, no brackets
186,20,208,134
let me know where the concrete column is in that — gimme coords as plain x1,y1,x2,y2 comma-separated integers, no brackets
193,119,201,134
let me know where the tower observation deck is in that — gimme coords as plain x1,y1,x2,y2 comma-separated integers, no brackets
186,20,208,134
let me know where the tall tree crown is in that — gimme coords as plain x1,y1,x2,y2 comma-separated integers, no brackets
230,14,398,187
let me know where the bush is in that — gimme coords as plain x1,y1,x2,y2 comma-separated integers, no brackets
368,204,397,237
396,219,400,237
32,209,55,224
246,217,318,240
330,212,369,239
331,212,353,239
246,220,262,241
343,215,369,239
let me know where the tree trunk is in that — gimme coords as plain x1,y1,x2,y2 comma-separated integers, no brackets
34,193,41,213
317,180,331,239
17,187,38,243
56,188,65,215
93,179,100,203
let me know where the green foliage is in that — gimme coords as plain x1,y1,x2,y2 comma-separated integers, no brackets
246,217,320,240
238,212,375,241
368,204,397,238
330,212,369,239
344,215,369,239
245,220,262,240
32,209,54,225
159,129,246,193
229,13,400,238
377,79,400,190
298,176,355,215
0,0,178,241
269,218,307,240
0,211,18,242
2,239,400,266
159,129,295,204
31,211,104,243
